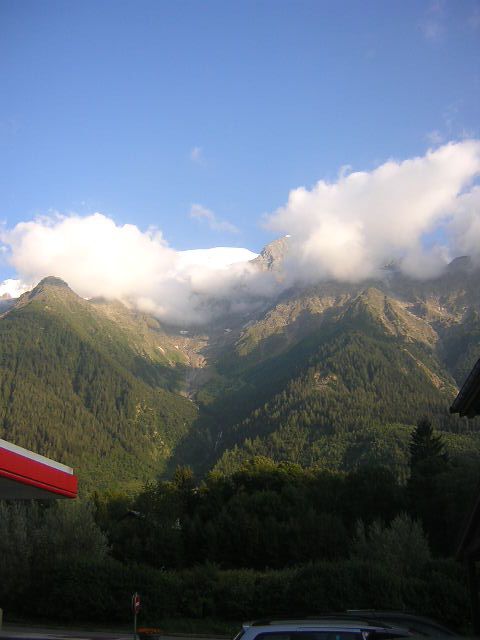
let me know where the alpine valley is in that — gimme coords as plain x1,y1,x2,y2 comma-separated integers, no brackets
1,239,480,492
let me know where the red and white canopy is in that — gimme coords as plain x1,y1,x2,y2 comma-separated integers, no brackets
0,438,78,499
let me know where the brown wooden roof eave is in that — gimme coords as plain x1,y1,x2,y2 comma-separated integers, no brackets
451,359,480,560
457,490,480,561
450,357,480,418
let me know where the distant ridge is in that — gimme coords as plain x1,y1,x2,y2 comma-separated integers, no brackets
0,245,480,487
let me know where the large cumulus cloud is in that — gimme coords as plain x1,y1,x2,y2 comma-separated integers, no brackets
1,140,480,324
265,140,480,282
0,213,272,324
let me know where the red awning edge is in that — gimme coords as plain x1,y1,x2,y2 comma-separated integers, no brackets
0,439,78,499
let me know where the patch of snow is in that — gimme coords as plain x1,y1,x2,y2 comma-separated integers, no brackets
177,247,258,270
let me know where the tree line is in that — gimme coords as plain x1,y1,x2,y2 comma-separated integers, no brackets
0,419,478,632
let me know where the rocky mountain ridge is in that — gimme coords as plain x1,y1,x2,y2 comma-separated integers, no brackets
0,244,479,487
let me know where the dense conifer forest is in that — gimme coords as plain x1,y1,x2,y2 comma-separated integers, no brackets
0,423,477,630
1,272,480,630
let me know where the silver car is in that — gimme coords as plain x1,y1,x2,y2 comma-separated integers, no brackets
234,619,413,640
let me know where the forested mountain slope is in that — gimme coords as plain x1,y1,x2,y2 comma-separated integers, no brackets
168,256,480,476
1,250,480,489
0,277,197,490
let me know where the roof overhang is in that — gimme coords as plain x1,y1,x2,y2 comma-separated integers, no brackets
457,491,480,561
0,438,78,499
450,357,480,418
450,358,480,560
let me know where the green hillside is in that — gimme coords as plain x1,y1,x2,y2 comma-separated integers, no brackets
2,261,480,489
0,277,197,491
170,285,480,476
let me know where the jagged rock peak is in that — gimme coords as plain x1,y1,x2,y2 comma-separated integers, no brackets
16,276,77,306
251,236,291,271
37,276,70,288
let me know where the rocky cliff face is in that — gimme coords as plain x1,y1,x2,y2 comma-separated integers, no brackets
251,235,291,271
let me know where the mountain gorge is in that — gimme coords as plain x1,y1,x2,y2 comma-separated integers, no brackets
1,245,480,491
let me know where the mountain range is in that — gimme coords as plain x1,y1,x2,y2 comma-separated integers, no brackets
1,241,480,491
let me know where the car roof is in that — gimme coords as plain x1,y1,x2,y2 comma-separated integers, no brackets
245,620,410,632
344,611,455,635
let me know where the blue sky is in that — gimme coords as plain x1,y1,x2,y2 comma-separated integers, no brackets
0,0,479,285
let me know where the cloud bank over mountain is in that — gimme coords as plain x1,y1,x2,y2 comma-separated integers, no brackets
1,140,479,324
1,213,266,324
265,140,480,283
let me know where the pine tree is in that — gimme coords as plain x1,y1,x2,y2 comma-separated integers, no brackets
409,416,448,475
408,417,451,553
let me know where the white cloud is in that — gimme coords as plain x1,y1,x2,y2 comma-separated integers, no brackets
0,278,30,298
431,102,476,145
426,130,444,145
265,140,480,283
178,247,258,270
190,146,203,164
190,204,239,234
420,1,446,42
2,141,480,325
400,245,450,280
3,213,177,301
448,185,480,260
0,212,265,325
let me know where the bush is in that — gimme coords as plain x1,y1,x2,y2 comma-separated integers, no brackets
3,556,471,630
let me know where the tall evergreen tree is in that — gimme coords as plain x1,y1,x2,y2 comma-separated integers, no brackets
409,417,449,476
408,417,451,553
